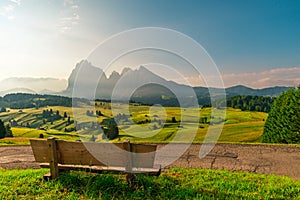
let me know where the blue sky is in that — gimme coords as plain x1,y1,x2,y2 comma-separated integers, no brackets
0,0,299,88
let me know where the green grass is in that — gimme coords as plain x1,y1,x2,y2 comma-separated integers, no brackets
0,168,299,199
0,137,29,145
0,105,268,145
111,107,266,144
0,127,81,145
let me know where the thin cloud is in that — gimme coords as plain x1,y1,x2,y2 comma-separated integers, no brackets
0,0,21,20
4,5,14,12
0,5,14,20
59,0,80,34
7,15,15,20
222,67,300,88
71,5,79,9
63,0,74,6
170,67,300,88
10,0,21,6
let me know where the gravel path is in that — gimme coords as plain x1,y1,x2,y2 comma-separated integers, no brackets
159,143,300,180
0,146,39,169
1,144,299,179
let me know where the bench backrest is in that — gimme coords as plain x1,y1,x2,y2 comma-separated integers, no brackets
30,138,157,168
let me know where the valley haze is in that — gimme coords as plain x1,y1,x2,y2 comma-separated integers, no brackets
0,60,294,102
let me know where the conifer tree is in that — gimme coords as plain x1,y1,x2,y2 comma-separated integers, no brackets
263,86,300,144
5,124,13,137
0,120,6,139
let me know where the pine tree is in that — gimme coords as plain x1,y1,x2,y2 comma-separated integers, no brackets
102,119,119,140
263,86,300,144
5,124,13,137
172,116,177,123
89,135,96,142
0,119,6,139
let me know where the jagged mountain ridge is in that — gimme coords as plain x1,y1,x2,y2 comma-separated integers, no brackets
62,60,292,106
63,60,195,100
0,60,292,105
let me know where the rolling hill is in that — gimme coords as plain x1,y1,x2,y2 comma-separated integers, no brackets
0,77,67,96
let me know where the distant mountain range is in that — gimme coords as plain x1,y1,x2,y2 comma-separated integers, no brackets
0,60,293,106
61,60,292,106
0,77,67,96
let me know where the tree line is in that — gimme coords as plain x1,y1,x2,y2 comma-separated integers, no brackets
226,95,275,112
0,93,89,109
203,95,275,112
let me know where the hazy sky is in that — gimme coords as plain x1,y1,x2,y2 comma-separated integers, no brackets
0,0,299,87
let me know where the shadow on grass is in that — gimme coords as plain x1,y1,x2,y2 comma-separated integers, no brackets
117,134,134,138
56,171,207,199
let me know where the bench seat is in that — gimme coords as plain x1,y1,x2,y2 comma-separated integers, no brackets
30,138,161,184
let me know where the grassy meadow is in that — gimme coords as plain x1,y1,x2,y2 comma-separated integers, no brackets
0,103,267,145
0,103,298,200
0,168,299,199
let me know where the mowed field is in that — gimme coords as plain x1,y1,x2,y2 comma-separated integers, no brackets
119,106,266,143
1,168,299,199
0,103,267,145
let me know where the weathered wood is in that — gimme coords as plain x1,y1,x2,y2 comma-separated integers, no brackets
84,142,127,167
30,138,160,181
30,139,157,168
123,140,133,172
56,140,104,166
39,163,161,176
30,139,49,162
88,142,156,168
40,163,104,173
47,137,59,179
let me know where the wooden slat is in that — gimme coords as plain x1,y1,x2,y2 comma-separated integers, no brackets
40,163,104,173
30,139,49,162
133,144,157,153
110,143,157,153
56,140,104,166
131,144,156,168
95,165,161,175
83,142,127,167
30,139,158,169
75,142,157,167
131,153,156,168
118,143,157,168
40,163,161,176
130,144,157,168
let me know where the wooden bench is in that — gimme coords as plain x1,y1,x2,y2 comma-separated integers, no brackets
30,138,161,186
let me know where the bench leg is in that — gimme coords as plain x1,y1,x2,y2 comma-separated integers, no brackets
47,137,59,179
126,173,138,189
43,172,52,181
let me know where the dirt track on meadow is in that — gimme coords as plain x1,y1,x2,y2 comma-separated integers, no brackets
0,144,299,180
